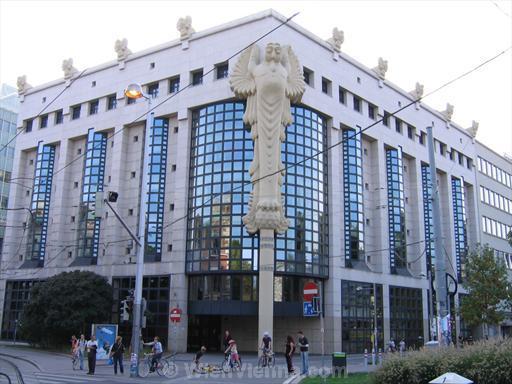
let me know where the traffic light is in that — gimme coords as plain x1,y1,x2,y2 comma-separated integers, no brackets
120,300,129,321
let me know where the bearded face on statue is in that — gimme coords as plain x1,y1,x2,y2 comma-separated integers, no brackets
230,43,305,234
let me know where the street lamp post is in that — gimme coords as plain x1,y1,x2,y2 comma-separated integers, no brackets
124,83,154,377
357,284,378,364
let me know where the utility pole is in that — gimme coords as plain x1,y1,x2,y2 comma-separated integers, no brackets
426,124,449,346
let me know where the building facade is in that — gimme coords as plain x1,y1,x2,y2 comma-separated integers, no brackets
0,84,18,258
1,10,511,351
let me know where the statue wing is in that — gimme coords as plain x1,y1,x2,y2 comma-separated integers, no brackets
282,46,305,103
230,45,258,98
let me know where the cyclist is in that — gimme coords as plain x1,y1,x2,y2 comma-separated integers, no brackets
143,336,163,372
193,346,207,372
224,339,240,368
260,331,272,366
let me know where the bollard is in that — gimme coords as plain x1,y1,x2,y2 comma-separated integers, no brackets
364,348,368,370
378,348,383,365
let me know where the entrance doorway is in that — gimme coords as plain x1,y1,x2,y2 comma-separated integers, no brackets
188,315,221,352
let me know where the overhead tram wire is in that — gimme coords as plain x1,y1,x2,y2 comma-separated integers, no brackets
0,68,89,155
161,45,512,232
50,12,301,179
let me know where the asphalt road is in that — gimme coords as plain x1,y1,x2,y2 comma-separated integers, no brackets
0,344,376,383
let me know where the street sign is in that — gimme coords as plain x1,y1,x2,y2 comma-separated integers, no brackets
303,281,319,302
303,302,316,317
170,307,182,323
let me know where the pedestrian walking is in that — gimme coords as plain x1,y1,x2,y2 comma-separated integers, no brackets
110,336,125,375
285,335,296,375
86,335,98,375
297,331,309,375
78,334,87,370
399,339,406,357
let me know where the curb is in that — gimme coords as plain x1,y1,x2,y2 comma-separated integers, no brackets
283,373,305,384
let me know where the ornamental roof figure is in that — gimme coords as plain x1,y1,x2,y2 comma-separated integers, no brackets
410,82,424,100
466,120,479,137
114,38,132,61
62,58,78,79
177,16,195,40
442,103,454,121
17,75,32,95
373,57,388,79
326,27,344,52
230,43,305,234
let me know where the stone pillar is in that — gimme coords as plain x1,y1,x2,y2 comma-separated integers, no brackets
258,229,274,350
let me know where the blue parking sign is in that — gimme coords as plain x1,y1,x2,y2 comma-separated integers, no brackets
303,301,315,317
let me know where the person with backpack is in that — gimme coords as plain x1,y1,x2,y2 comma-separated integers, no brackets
110,336,125,375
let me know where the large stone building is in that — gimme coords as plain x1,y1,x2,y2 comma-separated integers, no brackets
1,10,511,352
0,84,18,257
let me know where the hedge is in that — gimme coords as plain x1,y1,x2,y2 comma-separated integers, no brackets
373,338,512,384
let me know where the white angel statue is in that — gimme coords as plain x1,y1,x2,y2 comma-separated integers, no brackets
230,42,305,234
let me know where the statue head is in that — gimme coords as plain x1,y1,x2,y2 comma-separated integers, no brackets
265,43,282,63
332,27,344,46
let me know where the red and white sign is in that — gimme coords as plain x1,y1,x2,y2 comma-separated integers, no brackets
303,282,319,302
170,307,182,323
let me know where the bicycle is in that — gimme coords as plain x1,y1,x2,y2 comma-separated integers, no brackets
71,351,79,370
138,353,175,378
222,351,242,373
258,349,275,368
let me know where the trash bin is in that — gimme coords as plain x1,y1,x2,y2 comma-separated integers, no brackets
332,352,347,377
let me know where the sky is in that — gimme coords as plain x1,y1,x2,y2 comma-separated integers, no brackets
1,0,511,156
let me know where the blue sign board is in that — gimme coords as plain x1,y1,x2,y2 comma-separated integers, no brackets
303,301,316,317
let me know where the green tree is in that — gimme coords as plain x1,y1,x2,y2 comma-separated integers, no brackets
20,271,112,347
460,246,512,338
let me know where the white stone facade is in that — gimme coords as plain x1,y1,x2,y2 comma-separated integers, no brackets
1,10,510,352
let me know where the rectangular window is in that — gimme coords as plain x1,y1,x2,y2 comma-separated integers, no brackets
321,77,331,95
452,177,467,281
147,82,159,98
191,69,203,86
303,67,313,86
40,114,48,129
383,111,390,127
458,152,464,165
338,87,346,104
71,105,81,120
439,142,446,156
419,131,426,145
55,109,63,124
89,99,99,115
368,104,376,120
353,95,361,112
127,97,136,105
407,125,415,139
107,95,117,110
25,119,33,132
216,62,229,79
395,118,402,133
169,76,180,93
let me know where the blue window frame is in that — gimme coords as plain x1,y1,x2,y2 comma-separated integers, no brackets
451,177,467,281
27,142,55,265
421,164,435,272
187,102,329,277
145,117,169,262
76,129,107,262
343,128,364,266
386,147,406,273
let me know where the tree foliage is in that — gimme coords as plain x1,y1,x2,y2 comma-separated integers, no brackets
20,271,112,347
460,246,512,329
